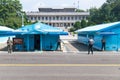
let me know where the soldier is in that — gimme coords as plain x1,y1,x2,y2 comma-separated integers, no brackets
101,37,106,51
88,37,94,54
7,37,13,53
57,39,61,51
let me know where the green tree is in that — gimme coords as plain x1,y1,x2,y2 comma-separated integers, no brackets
88,0,120,25
0,0,23,29
73,21,81,30
88,8,101,24
0,18,4,25
81,19,87,28
68,27,75,32
111,0,120,20
69,21,81,32
99,3,117,23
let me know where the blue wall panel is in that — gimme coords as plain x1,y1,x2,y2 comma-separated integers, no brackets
42,34,59,50
78,34,119,51
77,22,120,51
15,34,59,51
29,35,34,51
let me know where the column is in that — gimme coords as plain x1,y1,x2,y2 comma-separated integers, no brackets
27,34,29,51
40,34,42,51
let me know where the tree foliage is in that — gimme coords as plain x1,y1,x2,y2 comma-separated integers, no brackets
81,19,87,28
73,0,120,32
75,9,85,12
69,20,88,32
88,0,120,25
0,0,26,29
73,21,81,30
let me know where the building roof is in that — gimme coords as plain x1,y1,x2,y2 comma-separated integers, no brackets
0,26,14,32
0,22,68,37
38,7,76,12
16,22,68,35
0,26,15,37
76,22,120,34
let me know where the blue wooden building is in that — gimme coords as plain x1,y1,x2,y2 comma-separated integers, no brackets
12,22,68,51
76,21,120,51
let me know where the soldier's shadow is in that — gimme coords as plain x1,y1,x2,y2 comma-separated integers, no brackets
69,41,99,51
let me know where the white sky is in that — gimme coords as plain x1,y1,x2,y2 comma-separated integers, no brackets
20,0,106,11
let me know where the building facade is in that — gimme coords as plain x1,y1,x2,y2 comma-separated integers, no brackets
26,7,89,27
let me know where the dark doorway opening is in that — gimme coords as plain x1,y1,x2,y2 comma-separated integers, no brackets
34,34,40,50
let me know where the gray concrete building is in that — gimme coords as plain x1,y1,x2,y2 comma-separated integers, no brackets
26,7,89,27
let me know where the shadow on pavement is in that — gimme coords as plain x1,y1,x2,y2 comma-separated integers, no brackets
0,46,7,51
69,41,99,51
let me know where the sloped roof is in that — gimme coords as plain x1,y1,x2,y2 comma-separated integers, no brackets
16,22,68,35
0,23,68,37
0,26,15,37
76,22,120,33
0,26,14,32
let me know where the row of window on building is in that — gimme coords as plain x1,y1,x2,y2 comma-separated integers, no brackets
47,23,74,27
27,16,87,21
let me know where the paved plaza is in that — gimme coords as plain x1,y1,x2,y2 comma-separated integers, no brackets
0,51,120,80
0,35,120,80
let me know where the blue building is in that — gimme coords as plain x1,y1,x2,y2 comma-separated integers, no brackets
76,22,120,51
13,23,68,51
9,22,68,51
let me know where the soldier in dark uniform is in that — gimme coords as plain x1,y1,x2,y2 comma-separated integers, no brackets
101,37,106,51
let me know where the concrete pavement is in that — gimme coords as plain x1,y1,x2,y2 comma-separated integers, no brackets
0,49,120,54
0,51,120,80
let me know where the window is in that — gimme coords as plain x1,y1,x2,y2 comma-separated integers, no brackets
71,16,73,20
31,17,33,20
45,16,48,20
60,17,62,20
56,16,59,20
38,17,40,20
68,16,70,20
34,17,37,20
75,16,78,20
53,16,55,20
64,16,66,20
49,17,51,20
42,17,44,20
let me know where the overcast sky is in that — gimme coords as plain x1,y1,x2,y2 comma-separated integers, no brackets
20,0,106,11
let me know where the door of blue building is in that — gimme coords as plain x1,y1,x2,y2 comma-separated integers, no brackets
34,34,40,50
105,35,118,51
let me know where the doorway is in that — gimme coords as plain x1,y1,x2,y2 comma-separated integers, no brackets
34,34,40,50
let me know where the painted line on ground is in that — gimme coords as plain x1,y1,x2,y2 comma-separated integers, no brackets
0,64,120,67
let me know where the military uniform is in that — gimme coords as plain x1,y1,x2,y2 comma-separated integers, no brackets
7,38,12,53
88,38,94,54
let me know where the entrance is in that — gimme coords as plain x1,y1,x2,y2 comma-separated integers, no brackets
34,34,40,50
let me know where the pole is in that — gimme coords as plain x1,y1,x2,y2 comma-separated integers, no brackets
78,0,79,9
22,13,24,26
17,11,24,27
